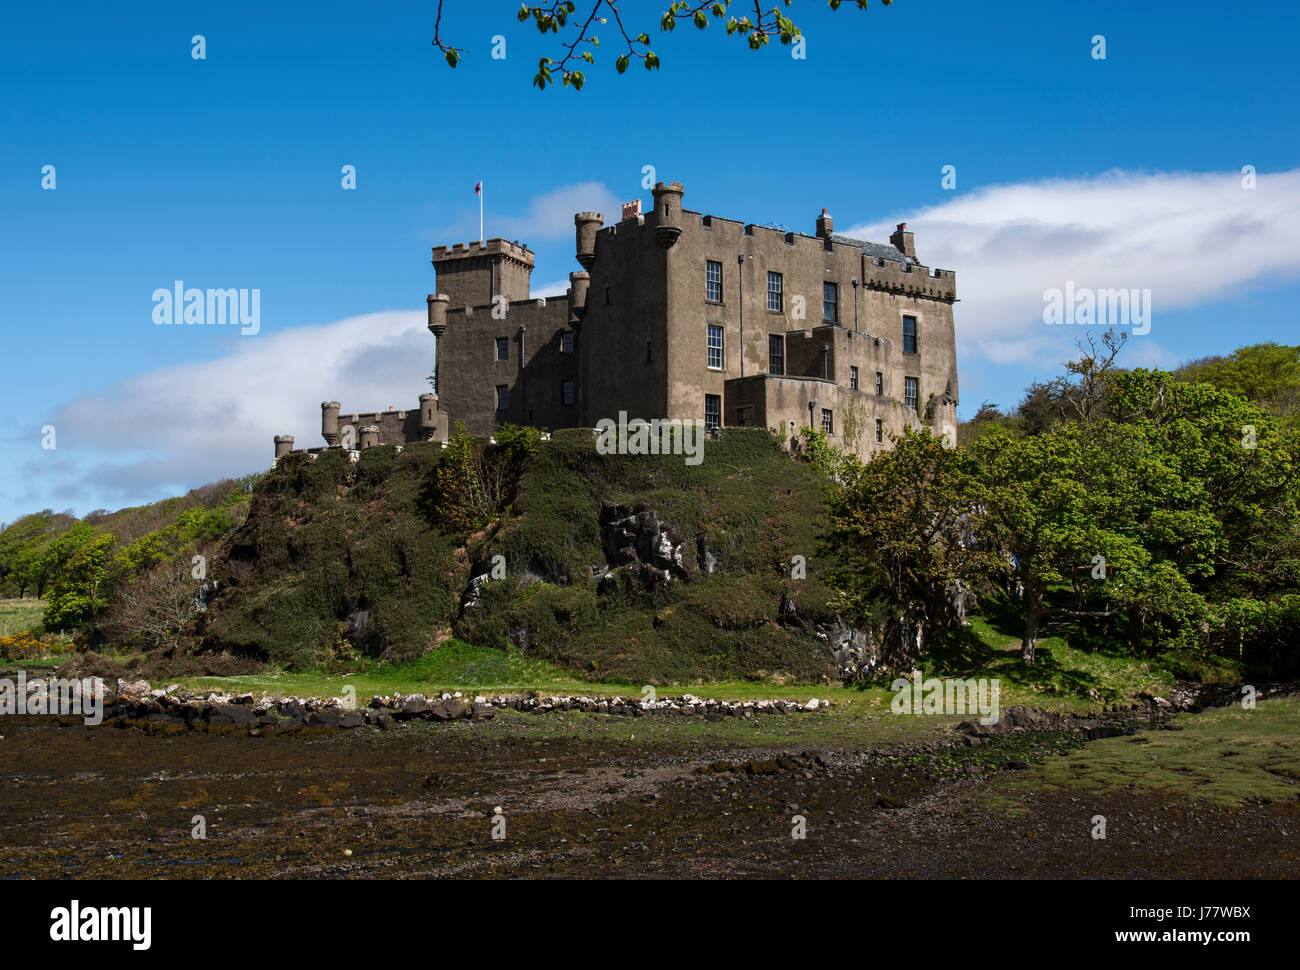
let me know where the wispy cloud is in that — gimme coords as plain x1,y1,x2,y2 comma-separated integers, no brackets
843,168,1300,364
428,181,623,246
9,311,428,515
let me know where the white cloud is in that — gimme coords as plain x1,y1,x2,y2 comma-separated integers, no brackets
531,278,572,298
842,168,1300,363
429,181,624,246
495,181,623,241
20,310,430,513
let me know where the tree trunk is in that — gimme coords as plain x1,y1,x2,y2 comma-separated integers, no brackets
1022,588,1043,665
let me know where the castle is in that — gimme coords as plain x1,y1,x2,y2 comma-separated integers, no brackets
273,181,959,462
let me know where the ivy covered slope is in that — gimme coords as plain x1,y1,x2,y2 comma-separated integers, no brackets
202,428,841,683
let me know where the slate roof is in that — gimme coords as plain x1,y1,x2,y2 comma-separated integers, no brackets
826,233,913,267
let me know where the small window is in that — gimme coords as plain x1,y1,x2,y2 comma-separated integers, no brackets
850,366,859,390
875,419,883,443
875,371,883,395
768,334,784,375
704,394,721,433
823,282,838,322
495,337,509,361
646,340,653,363
605,285,612,305
905,376,919,413
495,385,509,411
706,260,723,303
903,315,918,354
561,380,575,406
561,332,574,354
767,272,783,312
735,406,752,427
821,408,833,434
707,324,724,370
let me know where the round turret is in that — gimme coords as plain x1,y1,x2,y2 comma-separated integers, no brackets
418,392,439,430
359,425,380,449
321,401,341,446
569,270,590,321
651,182,684,248
273,434,294,459
574,212,603,268
426,293,449,337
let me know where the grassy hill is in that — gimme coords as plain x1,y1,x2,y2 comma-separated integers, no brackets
200,428,841,684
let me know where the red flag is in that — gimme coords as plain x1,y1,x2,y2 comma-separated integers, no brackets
475,182,481,195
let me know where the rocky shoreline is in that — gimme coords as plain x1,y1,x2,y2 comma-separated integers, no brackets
74,681,834,734
11,670,1298,738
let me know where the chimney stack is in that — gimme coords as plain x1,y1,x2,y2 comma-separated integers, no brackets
816,208,833,238
890,222,916,259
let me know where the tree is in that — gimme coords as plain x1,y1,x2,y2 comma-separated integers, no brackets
0,509,75,598
427,423,542,537
102,557,201,651
970,425,1148,663
433,1,892,89
43,529,118,631
824,428,993,667
1176,342,1300,427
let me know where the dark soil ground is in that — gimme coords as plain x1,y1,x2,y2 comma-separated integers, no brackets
2,708,1296,879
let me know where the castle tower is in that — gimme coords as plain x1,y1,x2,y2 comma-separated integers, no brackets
568,271,590,325
273,434,294,459
418,392,444,441
651,181,684,248
358,425,380,449
426,293,449,394
431,239,534,308
574,212,603,269
321,401,341,446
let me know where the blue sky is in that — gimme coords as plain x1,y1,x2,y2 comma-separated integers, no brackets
2,0,1298,523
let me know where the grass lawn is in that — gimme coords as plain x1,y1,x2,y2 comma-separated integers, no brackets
0,598,45,637
999,696,1300,807
167,617,1170,717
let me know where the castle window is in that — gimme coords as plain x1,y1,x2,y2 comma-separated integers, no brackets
875,371,883,395
561,380,575,406
495,337,509,361
850,366,859,390
496,385,509,411
605,285,612,305
704,394,721,433
561,332,574,354
706,260,723,303
903,315,918,354
905,376,919,414
768,334,784,375
707,324,724,370
821,409,833,434
767,272,783,312
646,340,653,363
875,419,883,443
823,282,838,322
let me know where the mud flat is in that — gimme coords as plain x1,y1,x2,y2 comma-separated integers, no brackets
2,700,1296,879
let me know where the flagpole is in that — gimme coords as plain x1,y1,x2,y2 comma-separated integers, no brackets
479,179,484,244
